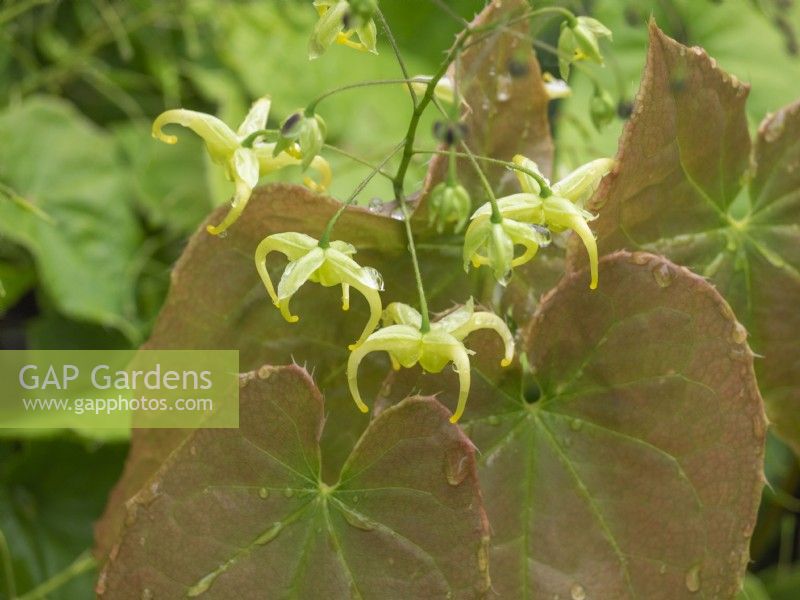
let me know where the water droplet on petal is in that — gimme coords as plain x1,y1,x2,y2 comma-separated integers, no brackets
258,487,269,499
685,564,701,593
570,583,586,600
445,446,470,486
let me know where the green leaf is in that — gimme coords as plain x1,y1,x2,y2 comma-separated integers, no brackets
737,573,771,600
379,252,766,598
0,438,126,600
0,97,143,341
579,23,800,454
97,365,489,598
113,120,213,235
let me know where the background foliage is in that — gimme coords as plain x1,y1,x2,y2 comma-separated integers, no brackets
0,0,798,597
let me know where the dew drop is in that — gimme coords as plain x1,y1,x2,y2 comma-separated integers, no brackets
368,198,384,213
283,488,294,498
658,562,667,575
685,564,701,593
731,322,748,344
652,262,675,288
569,418,582,431
141,588,154,600
390,207,405,221
254,521,283,545
570,583,586,600
342,509,376,531
258,487,269,499
445,446,470,486
217,230,229,239
488,415,500,426
630,251,651,265
352,495,359,503
496,74,512,102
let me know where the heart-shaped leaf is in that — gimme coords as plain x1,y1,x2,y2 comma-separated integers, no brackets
97,365,489,599
378,252,766,598
576,22,800,454
94,185,485,558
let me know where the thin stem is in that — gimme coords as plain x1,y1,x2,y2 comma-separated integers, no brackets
240,128,279,148
390,26,474,332
0,528,15,600
459,141,502,222
413,149,554,196
323,144,395,180
375,9,418,106
17,550,96,600
319,141,405,248
306,78,428,113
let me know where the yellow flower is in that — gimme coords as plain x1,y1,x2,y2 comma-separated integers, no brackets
309,0,378,60
558,16,612,79
347,299,514,423
465,155,614,289
255,232,383,348
153,96,331,235
428,182,472,234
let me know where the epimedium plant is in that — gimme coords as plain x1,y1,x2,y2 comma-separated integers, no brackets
88,1,788,598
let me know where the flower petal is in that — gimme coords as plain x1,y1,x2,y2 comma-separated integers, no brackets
152,109,238,165
277,247,326,301
552,158,615,206
233,147,260,189
237,96,271,139
449,311,515,367
383,302,422,328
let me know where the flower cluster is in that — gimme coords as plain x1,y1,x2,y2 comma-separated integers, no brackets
464,155,615,289
152,97,331,235
348,300,514,423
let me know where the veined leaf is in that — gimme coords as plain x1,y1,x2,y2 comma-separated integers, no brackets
97,365,489,599
379,252,766,598
575,22,800,454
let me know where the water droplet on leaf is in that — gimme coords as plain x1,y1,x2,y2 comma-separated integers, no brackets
496,74,512,102
342,509,376,531
570,583,586,600
284,488,294,498
258,487,269,499
254,522,283,545
685,564,701,593
652,263,674,288
445,446,470,486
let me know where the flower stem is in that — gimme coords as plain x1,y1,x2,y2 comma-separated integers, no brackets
318,141,405,248
16,550,96,600
458,140,503,222
413,148,554,196
305,78,427,114
376,8,418,107
389,22,474,332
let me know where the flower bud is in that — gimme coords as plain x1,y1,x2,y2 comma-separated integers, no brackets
428,182,472,233
274,111,327,170
590,86,616,130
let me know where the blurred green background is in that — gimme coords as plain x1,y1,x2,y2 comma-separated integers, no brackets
0,0,798,597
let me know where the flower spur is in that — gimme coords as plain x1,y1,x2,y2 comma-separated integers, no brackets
347,299,514,423
255,232,384,349
153,96,332,235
